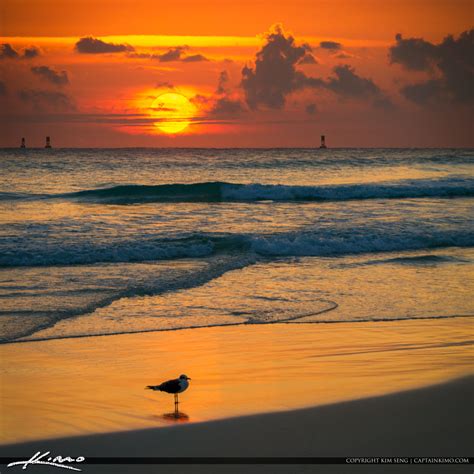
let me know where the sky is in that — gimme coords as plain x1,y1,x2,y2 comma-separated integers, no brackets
0,0,473,147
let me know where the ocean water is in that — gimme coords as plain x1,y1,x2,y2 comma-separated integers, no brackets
1,148,473,343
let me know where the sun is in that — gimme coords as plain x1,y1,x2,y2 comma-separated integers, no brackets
150,92,196,134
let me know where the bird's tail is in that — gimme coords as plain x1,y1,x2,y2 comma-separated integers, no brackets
146,385,161,391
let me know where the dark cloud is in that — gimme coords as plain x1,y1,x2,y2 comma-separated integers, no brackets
18,89,76,111
209,97,245,117
156,81,174,89
300,65,392,107
130,47,209,63
156,47,185,62
241,24,312,109
181,54,209,62
75,37,134,54
301,67,391,107
190,94,210,107
324,65,379,98
241,25,389,110
323,65,393,108
23,47,40,59
299,54,317,65
216,71,230,94
0,43,40,59
400,80,443,105
389,29,474,104
305,103,317,115
31,66,69,86
320,41,342,51
191,93,245,118
390,34,436,71
0,81,6,96
193,71,245,118
0,43,19,59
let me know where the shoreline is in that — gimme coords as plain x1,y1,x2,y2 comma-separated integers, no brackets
1,376,472,472
6,313,473,346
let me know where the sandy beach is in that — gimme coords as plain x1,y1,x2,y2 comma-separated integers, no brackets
1,317,472,472
1,376,472,473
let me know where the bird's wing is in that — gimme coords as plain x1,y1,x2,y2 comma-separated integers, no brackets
158,379,181,393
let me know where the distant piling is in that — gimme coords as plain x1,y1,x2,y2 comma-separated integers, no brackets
45,136,52,148
319,135,327,149
20,137,26,148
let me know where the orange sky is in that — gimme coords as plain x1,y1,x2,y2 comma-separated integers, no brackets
0,0,473,147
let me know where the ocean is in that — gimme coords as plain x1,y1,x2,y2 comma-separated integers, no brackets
1,148,473,344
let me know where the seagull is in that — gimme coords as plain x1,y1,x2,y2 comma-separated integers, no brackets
146,374,191,411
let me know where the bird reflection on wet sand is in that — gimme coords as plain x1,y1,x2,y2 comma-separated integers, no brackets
155,411,190,423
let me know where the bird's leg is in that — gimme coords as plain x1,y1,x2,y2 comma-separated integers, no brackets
174,394,179,415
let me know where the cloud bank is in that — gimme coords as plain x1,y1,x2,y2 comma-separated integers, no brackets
390,29,474,104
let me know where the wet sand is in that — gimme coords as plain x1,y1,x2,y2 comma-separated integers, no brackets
1,317,472,446
1,376,472,473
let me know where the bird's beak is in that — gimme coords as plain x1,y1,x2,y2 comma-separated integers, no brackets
187,377,192,380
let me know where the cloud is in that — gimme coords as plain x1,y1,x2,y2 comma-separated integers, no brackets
23,47,40,59
18,89,76,111
390,34,436,71
156,47,185,62
216,71,230,94
0,81,6,96
241,24,312,109
241,25,389,110
0,43,40,59
182,54,209,63
400,80,443,105
156,81,174,89
305,103,317,115
75,37,134,54
299,54,318,65
130,47,209,62
192,93,245,118
0,43,19,59
301,65,391,107
323,65,393,108
31,66,69,86
320,41,342,51
190,94,210,106
324,65,379,98
193,71,245,118
389,29,474,104
209,97,245,117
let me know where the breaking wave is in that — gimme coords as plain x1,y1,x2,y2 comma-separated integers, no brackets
1,226,473,267
68,178,474,203
3,178,474,204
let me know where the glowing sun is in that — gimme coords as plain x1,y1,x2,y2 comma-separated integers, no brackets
150,92,196,134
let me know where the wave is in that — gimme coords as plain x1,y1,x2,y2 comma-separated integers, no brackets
1,226,473,267
14,314,474,345
64,178,474,204
335,254,471,269
0,192,46,201
3,177,473,204
0,254,257,343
